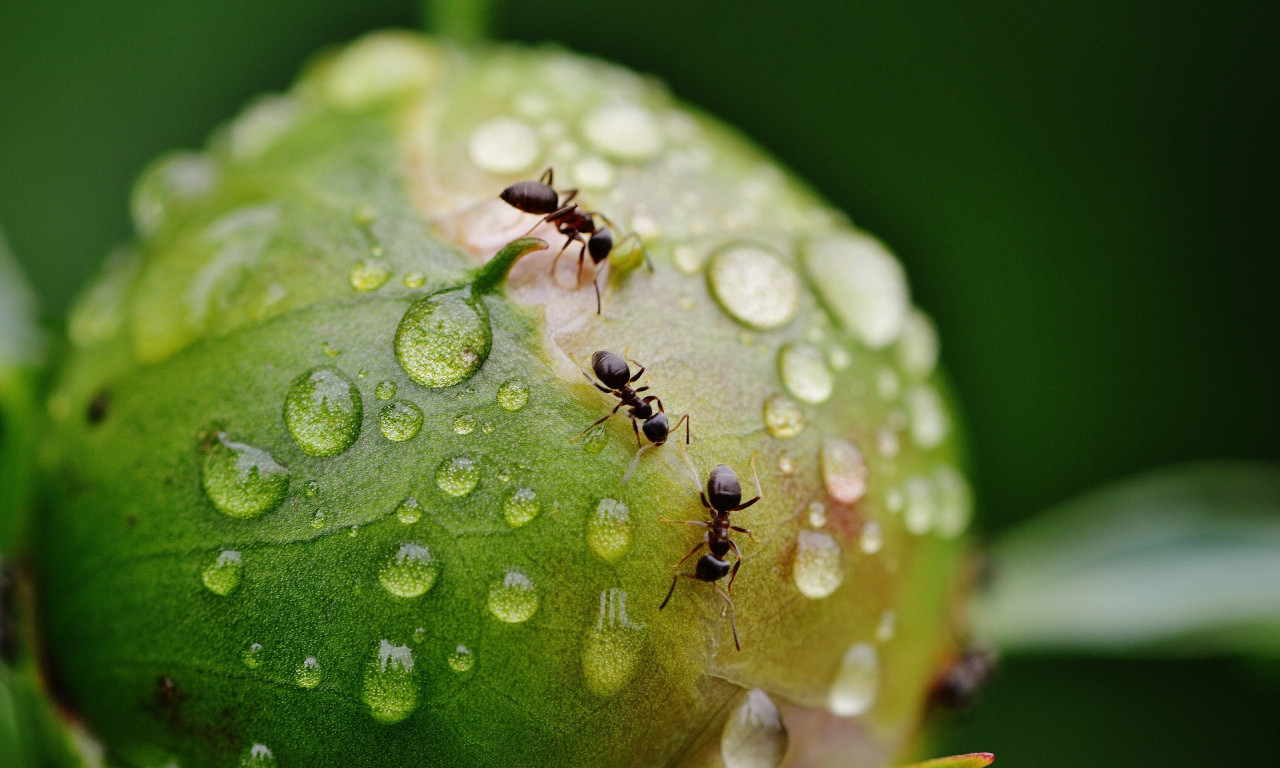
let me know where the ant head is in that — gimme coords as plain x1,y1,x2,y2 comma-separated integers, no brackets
590,350,631,390
706,464,742,512
642,411,669,444
587,226,613,264
499,179,560,216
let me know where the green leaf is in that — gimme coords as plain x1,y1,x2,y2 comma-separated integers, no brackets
899,753,994,768
0,228,43,553
976,462,1280,656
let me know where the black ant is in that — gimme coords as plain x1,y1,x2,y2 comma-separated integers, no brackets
571,351,690,481
659,444,761,651
499,168,649,313
928,644,998,713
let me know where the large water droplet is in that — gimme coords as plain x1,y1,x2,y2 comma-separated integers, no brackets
762,395,805,439
447,644,475,673
242,642,265,669
362,640,417,723
396,496,423,524
503,487,540,528
468,116,540,174
487,569,539,623
496,378,530,411
896,309,940,378
932,465,973,538
582,102,663,161
349,260,391,291
283,367,363,457
571,156,616,190
202,433,290,519
793,530,845,599
582,588,644,697
804,233,909,349
238,743,276,768
707,244,800,330
379,542,439,598
587,499,634,564
821,437,868,504
903,475,936,535
378,400,423,442
829,642,880,716
778,344,834,404
375,380,398,400
720,688,789,768
435,456,480,497
906,384,950,449
131,152,218,237
394,289,491,388
202,550,243,596
295,656,322,689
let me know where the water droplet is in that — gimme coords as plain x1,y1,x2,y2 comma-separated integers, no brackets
804,233,909,349
310,510,327,529
579,424,608,454
672,245,706,276
903,475,936,535
395,289,491,388
202,433,290,519
932,465,973,538
875,428,900,459
201,550,243,596
283,367,363,457
452,413,477,435
481,420,495,435
571,156,616,190
778,344,834,404
379,542,439,598
707,244,800,330
323,34,439,109
829,642,880,716
131,152,218,236
806,501,827,528
295,656,322,688
362,640,417,723
503,487,540,527
821,437,868,504
793,530,845,599
487,569,539,623
587,499,634,564
762,395,805,439
396,497,423,524
777,453,796,474
349,260,391,291
896,309,940,378
582,588,644,697
227,95,299,162
447,644,475,673
496,378,530,411
885,486,905,514
375,380,398,400
238,743,276,768
582,102,663,161
378,400,423,442
321,341,342,357
468,117,540,174
349,525,360,537
859,520,884,554
403,272,426,289
435,456,480,497
242,642,265,669
720,688,789,768
875,609,897,643
828,346,852,371
906,384,950,449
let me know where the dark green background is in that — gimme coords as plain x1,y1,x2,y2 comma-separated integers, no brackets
1,2,1276,765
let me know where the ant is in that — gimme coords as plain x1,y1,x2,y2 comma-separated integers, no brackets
928,644,998,713
571,351,690,481
499,168,650,313
658,444,762,651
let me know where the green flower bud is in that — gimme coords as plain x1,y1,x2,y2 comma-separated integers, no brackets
37,31,974,768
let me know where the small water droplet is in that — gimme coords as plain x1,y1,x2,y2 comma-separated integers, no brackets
310,510,327,529
903,475,936,535
906,384,950,449
587,499,634,564
672,245,705,276
378,400,423,442
496,378,530,411
503,487,540,527
793,530,845,599
481,420,495,435
582,102,663,161
202,433,290,519
452,413,477,435
859,521,884,555
582,588,644,697
778,344,834,405
283,367,363,457
932,465,973,538
875,609,897,643
447,644,475,673
468,116,540,174
435,456,480,497
303,480,320,498
349,524,360,537
829,642,880,716
777,453,796,474
707,244,800,330
375,380,398,400
806,501,827,528
321,341,342,357
804,233,909,350
395,289,492,388
362,640,417,723
379,542,439,598
295,656,322,688
720,688,789,768
202,550,243,596
571,156,616,190
876,368,901,401
875,428,900,459
487,569,539,623
349,260,391,291
885,486,905,514
828,346,852,371
896,309,940,378
762,395,805,439
242,642,265,669
403,272,426,289
821,437,868,504
396,496,423,524
238,743,276,768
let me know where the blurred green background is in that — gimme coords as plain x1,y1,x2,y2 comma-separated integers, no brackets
1,1,1276,765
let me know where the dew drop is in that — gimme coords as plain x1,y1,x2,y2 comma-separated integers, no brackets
859,520,884,555
497,378,530,411
777,453,796,474
579,423,608,454
321,341,342,357
396,496,423,524
804,233,909,350
362,640,417,723
395,289,492,388
131,152,218,237
481,420,495,435
587,499,634,564
829,642,880,717
821,436,868,504
487,569,539,623
778,344,834,404
242,642,265,669
762,395,805,439
403,272,426,289
452,413,477,435
906,384,950,450
707,244,800,330
375,380,398,400
885,486,905,514
379,542,439,598
349,260,391,291
876,428,900,459
793,530,845,599
468,117,540,174
720,688,789,768
201,433,290,519
582,102,663,161
201,550,243,596
582,588,644,697
503,487,540,527
310,510,327,529
903,475,936,535
447,644,475,673
283,367,363,457
435,456,480,497
295,656,322,688
875,609,897,643
933,465,973,538
896,309,940,378
571,156,617,190
378,400,423,442
806,501,827,528
238,743,276,768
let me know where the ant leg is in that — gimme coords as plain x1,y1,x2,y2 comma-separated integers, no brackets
729,525,759,544
549,236,576,278
631,415,643,448
616,232,654,272
568,353,614,394
731,453,764,512
657,517,713,529
592,269,603,315
670,540,707,570
675,441,709,509
517,213,553,239
571,401,623,442
660,573,700,611
642,395,666,413
713,584,741,651
575,240,589,286
539,168,554,185
726,549,743,594
559,188,579,206
663,412,690,445
622,443,658,483
626,360,647,383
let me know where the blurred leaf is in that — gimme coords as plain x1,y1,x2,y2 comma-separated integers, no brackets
899,754,994,768
0,228,43,553
977,462,1280,656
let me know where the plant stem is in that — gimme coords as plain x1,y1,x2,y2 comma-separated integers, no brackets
425,0,496,42
471,238,547,295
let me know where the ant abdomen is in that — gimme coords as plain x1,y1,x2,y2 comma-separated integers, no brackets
696,555,732,582
590,350,631,390
499,179,560,215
